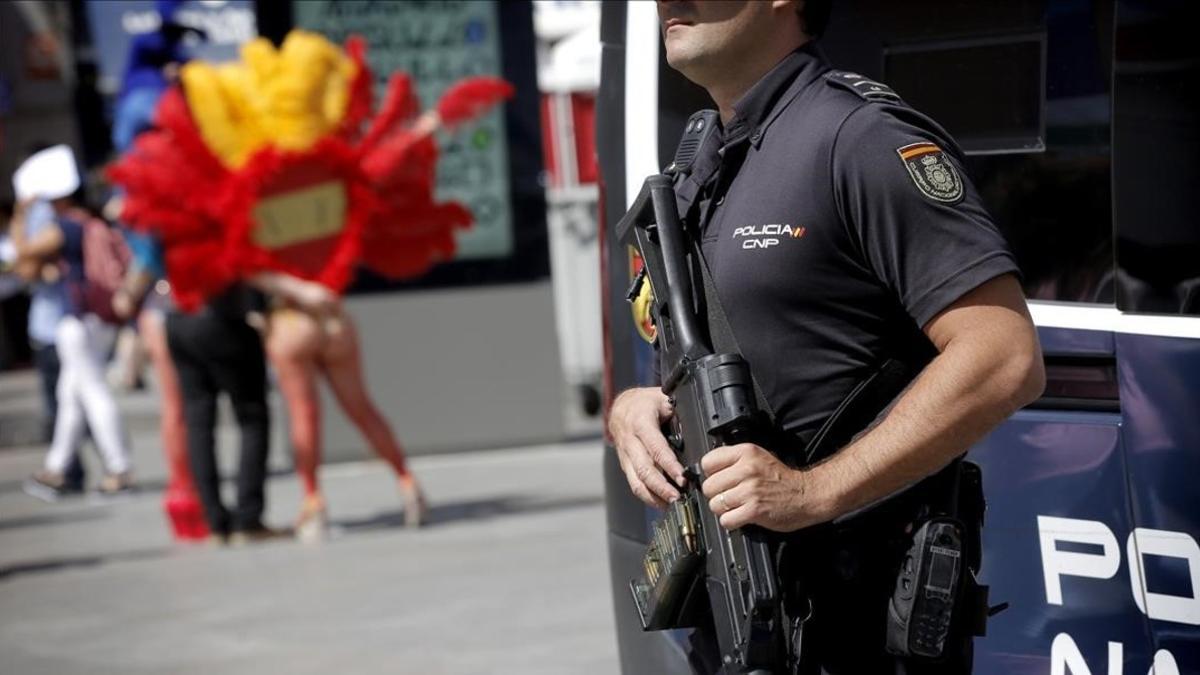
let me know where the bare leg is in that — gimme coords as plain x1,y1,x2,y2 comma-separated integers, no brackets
318,313,426,526
318,314,411,477
139,310,192,491
265,309,324,498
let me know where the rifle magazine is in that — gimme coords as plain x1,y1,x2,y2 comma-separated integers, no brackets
630,492,707,630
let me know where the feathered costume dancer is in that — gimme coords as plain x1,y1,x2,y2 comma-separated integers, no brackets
109,30,513,309
110,31,512,538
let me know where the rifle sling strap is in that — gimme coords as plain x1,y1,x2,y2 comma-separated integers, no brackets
690,237,777,424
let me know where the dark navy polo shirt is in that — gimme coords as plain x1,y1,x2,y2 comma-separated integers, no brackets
674,44,1019,439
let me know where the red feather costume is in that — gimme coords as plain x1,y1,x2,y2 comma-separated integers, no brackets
108,33,513,310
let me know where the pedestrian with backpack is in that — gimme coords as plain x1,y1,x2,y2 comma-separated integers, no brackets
12,157,135,499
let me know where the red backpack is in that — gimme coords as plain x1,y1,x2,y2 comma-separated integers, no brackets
71,210,132,324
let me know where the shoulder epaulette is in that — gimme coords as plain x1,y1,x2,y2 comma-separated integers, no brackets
824,71,902,103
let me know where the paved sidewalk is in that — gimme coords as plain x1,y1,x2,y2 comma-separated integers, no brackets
0,382,619,674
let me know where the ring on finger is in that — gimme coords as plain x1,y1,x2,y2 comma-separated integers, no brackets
718,493,730,512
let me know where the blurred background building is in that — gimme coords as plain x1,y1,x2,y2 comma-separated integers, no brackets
0,0,605,455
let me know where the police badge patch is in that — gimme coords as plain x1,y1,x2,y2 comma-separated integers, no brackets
896,142,964,203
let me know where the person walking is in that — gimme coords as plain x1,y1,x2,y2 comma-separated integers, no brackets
165,272,335,544
14,192,134,498
11,189,88,492
165,283,275,544
265,300,427,541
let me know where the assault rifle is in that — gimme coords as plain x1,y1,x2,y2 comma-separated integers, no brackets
617,174,785,672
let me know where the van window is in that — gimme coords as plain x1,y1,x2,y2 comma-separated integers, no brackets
1113,0,1200,315
823,0,1116,305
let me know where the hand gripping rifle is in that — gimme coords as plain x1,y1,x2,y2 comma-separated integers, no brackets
617,175,785,672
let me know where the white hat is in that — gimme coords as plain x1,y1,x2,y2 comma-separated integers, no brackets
13,145,81,202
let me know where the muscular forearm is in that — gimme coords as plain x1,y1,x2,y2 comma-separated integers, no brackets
807,323,1043,522
650,277,1045,534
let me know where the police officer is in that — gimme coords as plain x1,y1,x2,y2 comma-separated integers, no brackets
608,1,1046,672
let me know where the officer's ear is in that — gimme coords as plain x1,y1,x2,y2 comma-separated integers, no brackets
770,1,806,37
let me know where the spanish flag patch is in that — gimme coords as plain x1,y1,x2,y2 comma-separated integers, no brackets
896,142,964,203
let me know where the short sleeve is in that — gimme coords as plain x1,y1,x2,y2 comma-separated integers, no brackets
832,105,1019,327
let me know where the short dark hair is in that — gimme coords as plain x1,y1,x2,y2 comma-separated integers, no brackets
799,0,832,39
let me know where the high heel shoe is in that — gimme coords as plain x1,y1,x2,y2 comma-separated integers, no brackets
295,494,329,543
400,476,428,529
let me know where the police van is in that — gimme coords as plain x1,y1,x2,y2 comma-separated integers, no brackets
597,2,1199,673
